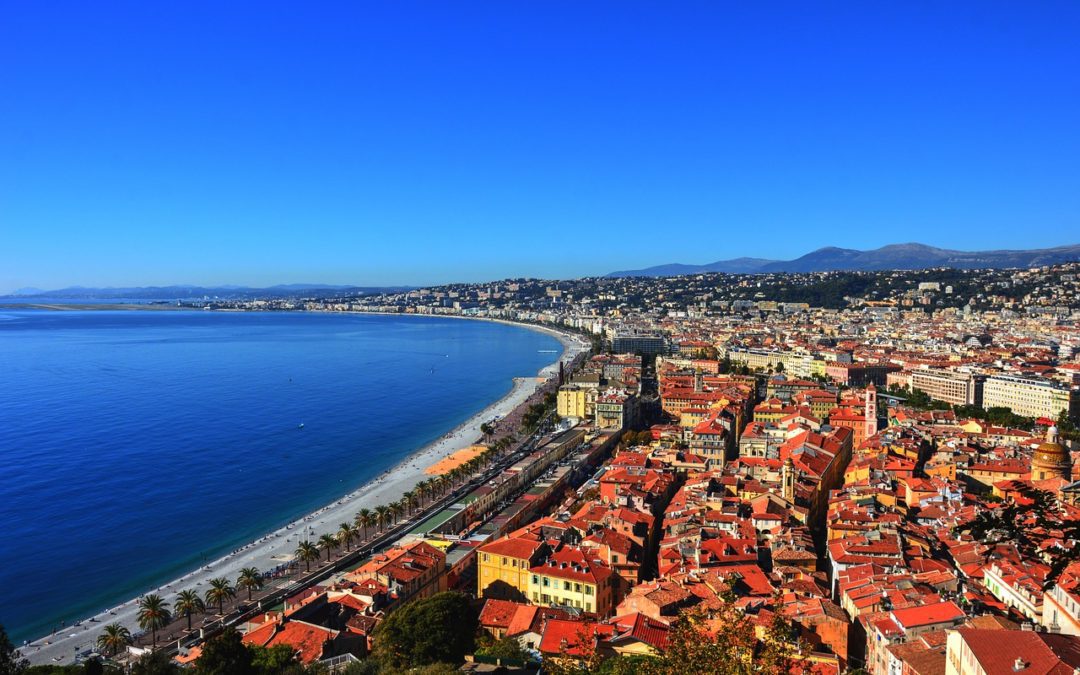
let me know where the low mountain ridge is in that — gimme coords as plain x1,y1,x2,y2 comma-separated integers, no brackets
606,243,1080,277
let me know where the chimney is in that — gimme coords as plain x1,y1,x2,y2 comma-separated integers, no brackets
1013,657,1026,671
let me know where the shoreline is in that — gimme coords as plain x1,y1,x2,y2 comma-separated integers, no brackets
21,314,587,665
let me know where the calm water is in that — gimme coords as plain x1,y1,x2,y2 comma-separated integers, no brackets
0,311,560,643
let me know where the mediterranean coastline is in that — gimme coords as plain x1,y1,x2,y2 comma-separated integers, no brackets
13,310,587,664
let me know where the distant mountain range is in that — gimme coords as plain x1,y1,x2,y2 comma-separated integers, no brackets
606,243,1080,277
1,284,413,301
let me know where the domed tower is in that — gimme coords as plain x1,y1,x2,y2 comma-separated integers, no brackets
1032,426,1071,481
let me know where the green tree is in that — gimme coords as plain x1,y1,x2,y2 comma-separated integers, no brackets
193,627,255,675
204,578,236,615
400,491,415,515
639,604,797,675
434,475,450,497
0,623,28,674
475,636,530,663
389,501,405,525
1057,410,1080,442
594,655,661,675
130,650,180,675
83,657,106,675
236,568,264,602
372,592,477,670
339,660,381,675
542,599,803,675
249,644,300,673
295,540,320,573
416,479,434,507
318,533,338,561
136,594,171,647
95,622,133,657
337,522,357,552
354,509,374,540
374,505,391,532
402,665,460,675
174,590,205,632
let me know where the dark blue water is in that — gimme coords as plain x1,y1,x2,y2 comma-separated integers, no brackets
0,311,560,643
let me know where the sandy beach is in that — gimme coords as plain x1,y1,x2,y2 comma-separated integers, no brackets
23,318,589,666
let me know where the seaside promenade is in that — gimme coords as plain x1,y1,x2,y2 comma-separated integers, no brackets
22,322,590,666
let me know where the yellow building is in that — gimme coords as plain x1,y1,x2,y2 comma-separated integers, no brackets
793,390,839,420
557,385,595,419
477,536,548,601
679,407,711,429
752,399,790,424
528,549,618,616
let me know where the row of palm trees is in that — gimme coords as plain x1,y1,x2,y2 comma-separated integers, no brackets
290,434,520,572
95,567,266,656
95,434,526,658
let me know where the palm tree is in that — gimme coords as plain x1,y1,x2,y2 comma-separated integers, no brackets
174,589,205,631
338,522,357,551
418,478,434,506
295,540,319,573
318,533,338,561
389,501,405,525
406,490,421,514
136,594,171,646
436,474,451,495
480,422,494,440
204,577,236,615
401,490,415,516
355,508,374,540
96,623,133,656
236,567,263,601
374,505,391,532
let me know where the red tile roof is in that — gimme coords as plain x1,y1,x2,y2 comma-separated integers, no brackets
956,628,1080,675
890,601,965,630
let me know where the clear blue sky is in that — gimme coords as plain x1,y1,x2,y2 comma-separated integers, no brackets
2,2,1079,291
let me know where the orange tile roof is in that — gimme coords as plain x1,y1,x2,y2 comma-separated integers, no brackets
891,601,964,630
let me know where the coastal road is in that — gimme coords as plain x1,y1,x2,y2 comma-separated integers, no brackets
22,324,587,666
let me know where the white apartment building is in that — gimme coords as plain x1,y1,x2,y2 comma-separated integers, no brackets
982,375,1072,419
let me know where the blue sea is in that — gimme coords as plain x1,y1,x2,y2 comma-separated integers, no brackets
0,310,561,643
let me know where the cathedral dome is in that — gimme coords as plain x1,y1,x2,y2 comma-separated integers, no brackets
1032,426,1070,481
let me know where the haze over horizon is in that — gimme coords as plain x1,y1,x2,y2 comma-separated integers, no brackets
3,3,1079,292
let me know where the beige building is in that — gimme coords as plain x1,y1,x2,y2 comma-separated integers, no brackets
946,628,1080,674
910,369,982,407
982,375,1072,419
